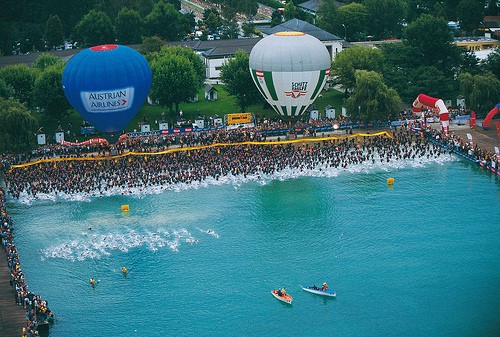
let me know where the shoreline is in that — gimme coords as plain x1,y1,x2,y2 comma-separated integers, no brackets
0,188,54,337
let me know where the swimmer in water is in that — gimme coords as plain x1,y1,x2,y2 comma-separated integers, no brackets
90,278,96,287
121,267,128,277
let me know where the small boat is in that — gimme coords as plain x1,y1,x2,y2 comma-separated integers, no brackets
271,289,293,304
301,285,336,297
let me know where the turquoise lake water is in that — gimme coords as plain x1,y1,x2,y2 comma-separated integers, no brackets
5,155,500,337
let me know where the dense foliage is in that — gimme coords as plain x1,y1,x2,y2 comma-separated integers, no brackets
220,50,263,112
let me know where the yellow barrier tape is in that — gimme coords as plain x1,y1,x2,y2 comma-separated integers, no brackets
9,131,392,170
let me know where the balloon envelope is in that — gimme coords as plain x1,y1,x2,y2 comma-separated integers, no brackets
62,44,152,133
249,32,331,119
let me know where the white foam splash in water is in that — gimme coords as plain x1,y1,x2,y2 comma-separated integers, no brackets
13,150,457,205
38,226,219,261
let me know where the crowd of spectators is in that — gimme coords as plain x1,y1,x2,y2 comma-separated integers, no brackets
1,188,54,336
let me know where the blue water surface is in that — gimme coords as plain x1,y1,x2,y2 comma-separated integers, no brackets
7,159,500,337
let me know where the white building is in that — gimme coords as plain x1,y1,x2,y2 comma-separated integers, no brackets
261,19,344,62
165,19,343,80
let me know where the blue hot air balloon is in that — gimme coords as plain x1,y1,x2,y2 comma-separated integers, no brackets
62,44,152,133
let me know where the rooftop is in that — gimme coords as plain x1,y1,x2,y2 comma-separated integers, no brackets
297,0,344,13
261,19,342,41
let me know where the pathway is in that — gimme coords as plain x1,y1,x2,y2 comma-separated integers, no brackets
0,248,26,337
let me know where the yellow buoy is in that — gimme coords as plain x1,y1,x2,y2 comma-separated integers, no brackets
387,177,395,185
121,204,130,212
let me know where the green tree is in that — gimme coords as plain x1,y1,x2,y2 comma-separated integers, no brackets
0,22,17,56
404,14,461,75
0,98,38,152
364,0,407,39
149,47,204,124
331,46,384,93
380,43,421,102
410,65,455,99
32,53,63,71
270,10,283,27
203,10,223,32
242,22,260,38
284,1,307,21
219,21,240,39
0,65,36,106
148,46,205,88
115,8,143,44
459,49,480,75
345,70,402,121
338,3,369,41
433,2,447,20
220,50,263,112
75,9,115,47
45,14,64,50
141,36,166,54
456,0,483,35
481,48,500,79
485,0,499,16
316,0,339,37
32,63,70,121
19,23,45,53
0,79,14,99
458,72,500,114
381,43,458,102
210,0,257,21
144,2,187,41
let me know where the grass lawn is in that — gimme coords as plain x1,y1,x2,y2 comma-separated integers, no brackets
38,85,346,141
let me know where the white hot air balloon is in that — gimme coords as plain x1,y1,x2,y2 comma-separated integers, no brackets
249,32,331,119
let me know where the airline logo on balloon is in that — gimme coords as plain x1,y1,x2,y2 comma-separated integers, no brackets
285,81,308,99
81,87,134,112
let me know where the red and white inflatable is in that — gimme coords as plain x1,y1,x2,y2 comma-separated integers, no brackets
412,94,449,135
483,103,500,130
60,138,109,147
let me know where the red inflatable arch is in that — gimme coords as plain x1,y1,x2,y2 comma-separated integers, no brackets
483,103,500,130
412,94,449,135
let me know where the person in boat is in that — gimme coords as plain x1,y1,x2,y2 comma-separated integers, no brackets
277,287,286,297
312,284,318,290
322,282,328,291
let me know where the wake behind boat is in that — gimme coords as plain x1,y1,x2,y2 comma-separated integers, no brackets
301,285,336,297
271,289,293,304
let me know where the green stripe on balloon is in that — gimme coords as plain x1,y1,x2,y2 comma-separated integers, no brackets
251,70,268,100
264,71,278,101
310,69,326,99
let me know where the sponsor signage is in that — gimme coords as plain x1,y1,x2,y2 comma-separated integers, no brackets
81,87,134,112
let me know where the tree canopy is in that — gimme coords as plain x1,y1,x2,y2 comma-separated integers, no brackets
331,46,385,93
0,98,38,153
345,70,402,121
148,46,205,124
75,9,115,47
32,63,70,121
458,72,500,114
0,65,36,106
404,14,461,76
220,50,263,112
115,8,144,45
